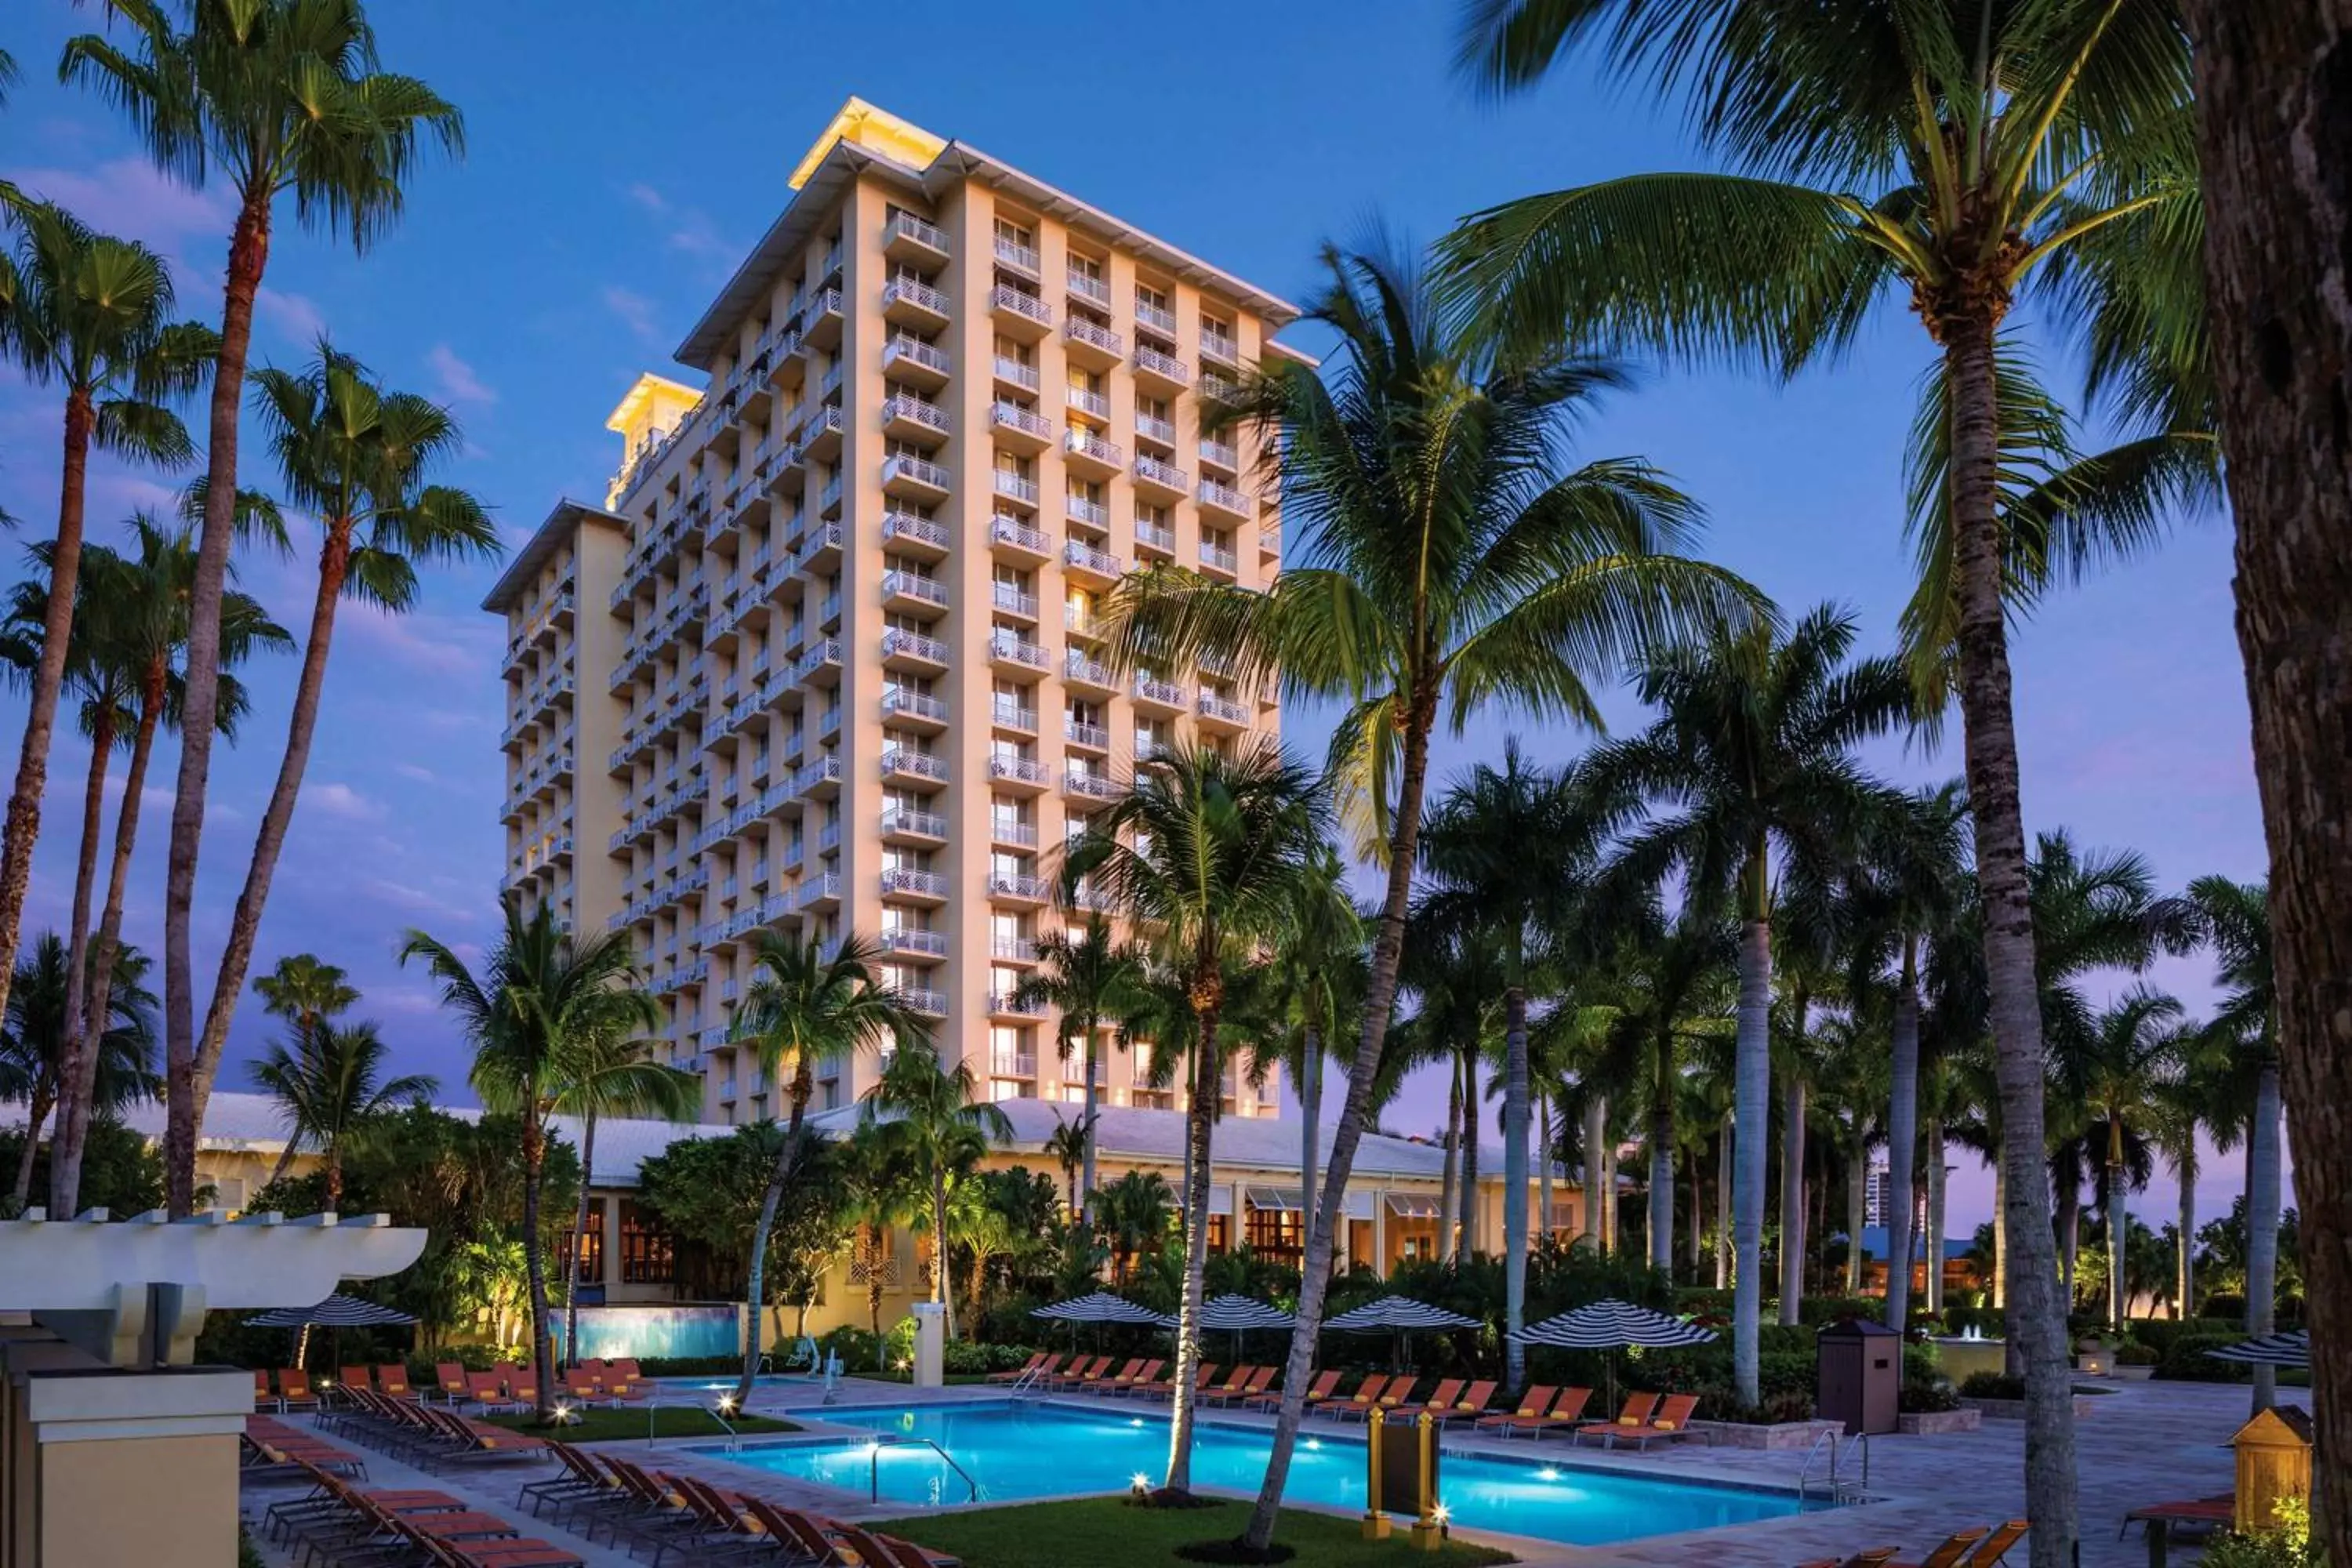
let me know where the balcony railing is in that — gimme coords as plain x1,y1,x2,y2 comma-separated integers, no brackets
1135,674,1186,707
1065,770,1120,801
882,688,949,724
1200,331,1240,367
880,808,949,840
989,515,1051,554
1065,318,1123,357
989,285,1052,326
1199,693,1250,724
882,511,952,552
885,211,949,253
993,235,1041,275
991,820,1040,848
881,867,950,898
882,393,951,434
1065,428,1124,468
1065,649,1115,686
882,277,951,319
1064,720,1110,750
1135,299,1178,334
988,873,1050,902
1066,386,1112,420
992,583,1040,618
883,927,950,957
991,699,1039,731
991,402,1056,441
988,755,1050,786
881,569,949,608
992,472,1042,508
1067,269,1112,306
1134,455,1189,492
1136,520,1177,554
988,632,1051,670
882,453,951,492
1065,540,1122,578
993,355,1041,392
1134,345,1191,385
1200,541,1240,574
878,746,950,781
880,627,950,666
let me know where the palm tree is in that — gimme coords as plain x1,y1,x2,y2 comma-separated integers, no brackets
183,344,497,1210
45,513,287,1215
1074,738,1327,1496
1042,1112,1089,1218
400,902,655,1419
2051,988,2184,1328
252,955,361,1041
1094,1169,1176,1283
726,930,922,1401
0,201,210,1034
245,1018,435,1203
551,1034,698,1363
63,12,462,1205
2,935,159,1211
1450,9,2199,1551
1105,241,1755,1543
861,1042,1013,1341
1265,845,1363,1230
1593,604,1912,1403
1007,890,1145,1225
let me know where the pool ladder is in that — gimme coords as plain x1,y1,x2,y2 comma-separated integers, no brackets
869,1436,981,1504
1798,1430,1869,1506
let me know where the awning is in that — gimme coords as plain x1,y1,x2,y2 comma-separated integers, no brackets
1345,1190,1374,1221
1246,1187,1305,1213
1385,1193,1443,1220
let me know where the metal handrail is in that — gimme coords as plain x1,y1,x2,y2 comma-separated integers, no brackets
870,1436,980,1503
1795,1426,1838,1502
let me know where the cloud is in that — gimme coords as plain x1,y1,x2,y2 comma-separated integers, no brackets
339,600,503,677
625,183,670,215
364,878,480,926
426,343,497,407
257,288,329,344
394,762,440,785
602,285,663,346
1,158,233,248
304,782,383,821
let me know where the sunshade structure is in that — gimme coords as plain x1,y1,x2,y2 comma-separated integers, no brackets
2204,1330,2310,1368
1323,1294,1482,1373
1197,1293,1297,1361
245,1294,418,1328
1509,1298,1715,1406
1030,1291,1176,1327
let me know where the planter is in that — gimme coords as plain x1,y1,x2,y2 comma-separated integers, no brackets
2076,1351,2114,1376
1960,1395,2101,1421
2111,1365,2156,1382
1896,1407,1982,1436
1686,1417,1845,1451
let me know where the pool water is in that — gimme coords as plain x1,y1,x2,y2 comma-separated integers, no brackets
711,1400,1817,1548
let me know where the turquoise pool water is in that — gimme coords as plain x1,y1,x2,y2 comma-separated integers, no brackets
710,1400,1816,1548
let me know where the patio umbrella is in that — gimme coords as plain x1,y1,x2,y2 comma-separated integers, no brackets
1323,1294,1480,1373
1030,1290,1175,1358
246,1294,418,1370
1198,1293,1295,1362
2204,1330,2309,1368
1509,1298,1716,1406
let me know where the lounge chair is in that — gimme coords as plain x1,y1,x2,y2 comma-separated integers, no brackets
1953,1519,2027,1566
1526,1386,1595,1439
1107,1358,1164,1395
1390,1378,1463,1422
277,1369,319,1411
1888,1526,1991,1568
1792,1552,1898,1568
339,1365,376,1402
1247,1368,1338,1413
377,1364,418,1402
1333,1375,1409,1425
1319,1374,1389,1421
560,1369,608,1407
1600,1392,1702,1450
1472,1384,1558,1436
833,1523,953,1568
1046,1355,1111,1390
2121,1495,2234,1538
1198,1365,1255,1402
986,1352,1051,1384
1374,1375,1420,1412
1204,1366,1277,1406
1435,1380,1498,1428
1142,1363,1218,1400
1567,1389,1659,1445
255,1369,278,1413
434,1363,469,1403
1080,1358,1145,1392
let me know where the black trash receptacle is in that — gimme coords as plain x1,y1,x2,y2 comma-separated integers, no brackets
1817,1318,1902,1435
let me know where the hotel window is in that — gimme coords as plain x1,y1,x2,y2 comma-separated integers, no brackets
1246,1203,1304,1269
994,216,1034,249
618,1199,674,1286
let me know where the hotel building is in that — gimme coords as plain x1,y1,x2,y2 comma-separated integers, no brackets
486,99,1294,1125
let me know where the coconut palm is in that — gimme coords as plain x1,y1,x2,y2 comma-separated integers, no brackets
552,1034,698,1363
245,1018,436,1203
1,935,159,1211
2050,989,2184,1328
0,201,211,1035
1094,1169,1176,1283
1263,845,1363,1229
1449,7,2201,1548
252,954,361,1042
1592,605,1913,1402
44,513,287,1215
1006,891,1146,1224
399,902,656,1418
860,1041,1013,1341
726,930,923,1401
183,344,496,1210
1042,1113,1089,1218
1073,738,1327,1495
62,11,462,1208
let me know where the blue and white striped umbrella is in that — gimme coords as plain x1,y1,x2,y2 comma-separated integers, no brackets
1031,1291,1175,1327
1509,1298,1715,1349
1197,1294,1296,1331
1323,1295,1480,1334
245,1294,417,1328
2204,1330,2309,1368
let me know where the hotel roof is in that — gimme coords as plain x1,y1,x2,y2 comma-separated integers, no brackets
479,495,630,612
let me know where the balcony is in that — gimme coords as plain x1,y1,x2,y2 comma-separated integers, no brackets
903,987,951,1017
1064,719,1111,753
1199,331,1240,370
1134,674,1187,713
1197,692,1251,731
1199,540,1240,577
884,211,950,263
881,510,952,559
881,452,952,502
990,401,1055,453
991,935,1040,964
881,393,951,445
1063,426,1123,477
880,275,951,331
994,234,1041,277
1135,299,1178,336
880,627,950,673
1133,455,1189,499
1066,267,1112,308
881,687,949,732
1200,478,1250,520
880,807,949,844
1135,412,1178,449
797,520,844,574
991,583,1040,622
1064,648,1117,692
1066,386,1112,424
797,873,842,911
1065,770,1120,808
802,286,845,350
880,866,950,904
1133,345,1191,391
1063,539,1123,586
989,1048,1040,1077
1201,374,1243,406
1135,519,1177,559
988,631,1051,681
989,514,1051,561
878,746,950,787
1065,495,1112,533
993,355,1041,395
1064,603,1105,641
990,818,1040,850
882,335,951,391
989,285,1053,339
988,989,1050,1024
1063,316,1123,368
992,470,1042,512
988,873,1051,906
991,698,1039,733
881,926,950,960
881,569,949,616
802,401,844,462
988,755,1051,793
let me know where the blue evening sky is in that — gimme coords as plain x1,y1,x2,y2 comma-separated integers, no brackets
0,1,2264,1229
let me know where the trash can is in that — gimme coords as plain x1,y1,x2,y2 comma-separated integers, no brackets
1817,1318,1902,1435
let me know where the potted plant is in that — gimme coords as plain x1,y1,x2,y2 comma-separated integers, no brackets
2075,1336,2117,1375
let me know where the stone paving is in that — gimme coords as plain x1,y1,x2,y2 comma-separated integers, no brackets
239,1377,2290,1568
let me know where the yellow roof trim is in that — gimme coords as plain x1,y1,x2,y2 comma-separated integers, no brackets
604,372,702,436
787,96,947,191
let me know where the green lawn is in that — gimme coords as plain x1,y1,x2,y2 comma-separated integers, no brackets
484,1406,797,1444
867,1498,1516,1568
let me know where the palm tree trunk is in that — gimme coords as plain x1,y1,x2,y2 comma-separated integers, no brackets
566,1112,598,1367
1648,1038,1675,1274
1731,902,1773,1407
1080,1018,1100,1225
1779,1073,1806,1325
739,1067,812,1403
2107,1141,2128,1330
1599,1104,1618,1255
0,389,97,1035
1538,1091,1553,1248
165,193,274,1220
2246,1058,2281,1413
2175,1145,2196,1320
1715,1114,1732,1287
1502,981,1530,1388
1946,310,2077,1565
9,1088,54,1214
1165,993,1219,1494
1991,1160,2008,1312
1686,1151,1703,1273
1438,1064,1460,1264
56,702,116,1158
1243,691,1435,1551
1926,1115,1947,1316
1299,1025,1320,1236
1458,1044,1480,1254
187,525,351,1184
1845,1127,1866,1295
521,1115,554,1418
53,662,165,1214
1886,948,1922,1326
2059,1185,2079,1308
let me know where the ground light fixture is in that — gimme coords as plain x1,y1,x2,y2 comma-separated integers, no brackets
1131,1472,1152,1498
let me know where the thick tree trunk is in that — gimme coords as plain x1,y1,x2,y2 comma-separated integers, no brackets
521,1118,554,1418
1992,1161,2008,1312
566,1113,597,1366
1080,1019,1100,1225
53,666,164,1214
1599,1098,1617,1257
56,704,115,1147
1648,1049,1675,1274
1731,911,1772,1407
1715,1115,1732,1287
1845,1127,1866,1295
1438,1065,1460,1263
166,195,272,1218
1503,982,1528,1390
1458,1046,1480,1254
932,1172,956,1340
1537,1091,1553,1248
1927,1116,1949,1316
1779,1074,1806,1324
9,1089,53,1214
2245,1062,2282,1413
2174,1146,2196,1320
2059,1188,2080,1308
1946,312,2075,1566
1582,1095,1604,1249
1165,994,1219,1494
1686,1151,1703,1273
2107,1147,2128,1330
738,1067,811,1403
1300,1024,1320,1212
1886,952,1921,1327
0,390,97,1033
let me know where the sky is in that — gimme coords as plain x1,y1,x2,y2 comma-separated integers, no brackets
0,0,2272,1240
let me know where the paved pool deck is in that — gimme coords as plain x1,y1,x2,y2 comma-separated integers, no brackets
239,1376,2288,1567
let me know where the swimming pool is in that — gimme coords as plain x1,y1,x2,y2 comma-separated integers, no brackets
710,1399,1817,1548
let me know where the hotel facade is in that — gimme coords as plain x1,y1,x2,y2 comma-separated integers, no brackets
487,100,1296,1125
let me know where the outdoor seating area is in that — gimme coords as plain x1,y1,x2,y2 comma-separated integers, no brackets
1795,1519,2028,1568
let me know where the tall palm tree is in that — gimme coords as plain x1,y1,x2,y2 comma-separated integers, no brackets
0,201,210,1033
2051,988,2185,1328
183,344,497,1210
1074,738,1327,1496
1007,889,1146,1225
1418,741,1629,1385
252,954,361,1041
63,11,462,1202
1593,604,1912,1403
551,1034,697,1363
245,1018,435,1202
45,513,287,1214
860,1041,1013,1341
400,902,655,1418
1105,241,1755,1545
1094,1169,1176,1283
2,935,159,1211
1264,846,1363,1230
1042,1113,1088,1218
1449,9,2199,1551
726,930,922,1402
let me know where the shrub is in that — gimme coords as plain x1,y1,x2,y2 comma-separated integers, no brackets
821,1326,882,1370
1959,1371,2026,1400
1900,1376,1959,1414
2201,1499,2322,1568
1939,1304,2002,1337
1798,1296,1888,1327
2158,1331,2256,1382
1700,1389,1816,1425
240,1526,267,1568
2115,1342,2159,1367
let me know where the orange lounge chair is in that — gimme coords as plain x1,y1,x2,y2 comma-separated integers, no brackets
1435,1379,1498,1428
1319,1374,1389,1421
1047,1355,1112,1389
1567,1389,1658,1445
1526,1385,1595,1439
1204,1366,1277,1406
1080,1358,1145,1392
1793,1552,1899,1568
377,1364,418,1401
985,1352,1050,1384
1472,1384,1558,1436
1201,1365,1255,1400
1107,1358,1165,1395
1951,1519,2027,1566
255,1369,278,1412
435,1363,469,1403
1248,1369,1338,1413
1887,1526,1991,1568
1376,1375,1420,1410
1336,1375,1411,1424
1138,1363,1216,1399
1391,1377,1462,1422
277,1369,318,1411
1601,1392,1702,1450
